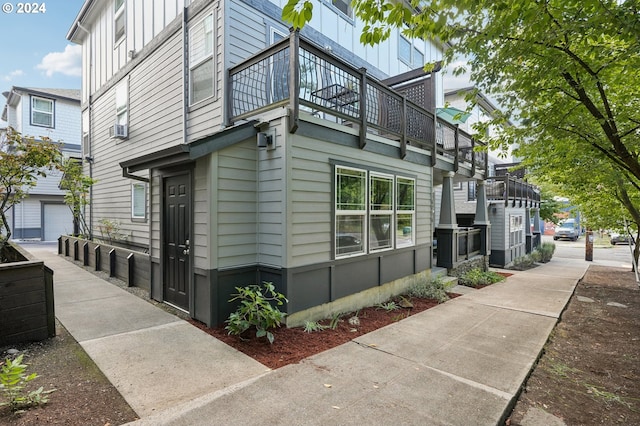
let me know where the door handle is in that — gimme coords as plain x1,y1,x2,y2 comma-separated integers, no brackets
183,248,190,255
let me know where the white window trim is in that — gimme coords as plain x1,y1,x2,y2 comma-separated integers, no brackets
322,0,355,21
31,96,54,128
189,12,215,106
335,165,416,259
131,182,147,220
114,0,126,46
398,34,425,68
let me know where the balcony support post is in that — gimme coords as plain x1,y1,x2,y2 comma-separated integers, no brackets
288,28,300,134
532,207,542,249
359,67,367,149
525,207,533,254
436,171,458,268
474,180,491,257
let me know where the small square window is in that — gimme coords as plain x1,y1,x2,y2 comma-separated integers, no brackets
399,36,411,65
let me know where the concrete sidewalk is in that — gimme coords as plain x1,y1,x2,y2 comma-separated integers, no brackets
26,243,590,425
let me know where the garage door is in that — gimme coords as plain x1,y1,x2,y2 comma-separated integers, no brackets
43,204,73,241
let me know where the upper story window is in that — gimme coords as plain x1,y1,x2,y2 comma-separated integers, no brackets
31,96,54,127
467,181,477,201
399,35,425,68
329,0,353,19
115,79,128,126
114,0,126,44
190,13,214,105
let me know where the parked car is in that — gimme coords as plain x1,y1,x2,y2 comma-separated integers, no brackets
610,232,631,245
554,221,579,241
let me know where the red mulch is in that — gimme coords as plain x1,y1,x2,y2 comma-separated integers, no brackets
190,294,460,369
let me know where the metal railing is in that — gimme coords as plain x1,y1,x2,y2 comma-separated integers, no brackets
485,174,541,207
457,227,482,261
228,31,487,174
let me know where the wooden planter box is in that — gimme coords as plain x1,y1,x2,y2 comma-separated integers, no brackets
0,242,55,345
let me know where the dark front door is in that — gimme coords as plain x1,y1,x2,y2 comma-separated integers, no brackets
163,173,191,311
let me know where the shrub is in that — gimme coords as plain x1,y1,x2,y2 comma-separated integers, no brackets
458,268,505,288
536,242,556,263
303,321,327,333
510,255,535,270
225,282,287,344
0,354,55,412
529,250,542,263
409,275,452,303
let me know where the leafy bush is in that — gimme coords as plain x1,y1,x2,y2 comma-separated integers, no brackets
225,282,288,344
0,354,55,412
408,275,451,303
529,250,542,263
376,301,399,311
458,268,505,288
536,242,556,263
510,255,535,270
303,321,327,333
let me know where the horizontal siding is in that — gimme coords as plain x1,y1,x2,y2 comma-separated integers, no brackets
288,132,433,268
88,30,184,248
216,142,258,268
193,157,210,270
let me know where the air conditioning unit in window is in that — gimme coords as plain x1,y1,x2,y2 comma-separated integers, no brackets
110,124,128,139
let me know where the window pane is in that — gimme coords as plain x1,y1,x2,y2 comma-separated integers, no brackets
191,59,214,104
396,213,414,247
332,0,353,17
33,98,53,112
336,215,364,255
191,14,213,65
115,12,125,41
397,177,414,210
413,47,424,67
33,111,52,127
399,36,411,64
132,184,146,218
115,0,124,12
370,214,392,250
337,168,365,210
370,175,392,211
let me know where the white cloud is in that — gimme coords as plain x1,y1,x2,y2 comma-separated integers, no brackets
3,69,24,82
36,44,82,77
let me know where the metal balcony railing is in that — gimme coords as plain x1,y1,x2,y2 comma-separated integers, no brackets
485,174,541,208
227,30,487,175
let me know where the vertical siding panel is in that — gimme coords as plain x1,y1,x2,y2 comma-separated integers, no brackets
143,0,154,45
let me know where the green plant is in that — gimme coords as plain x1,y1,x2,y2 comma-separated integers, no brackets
536,242,556,263
225,282,288,344
409,275,452,303
529,250,542,263
510,255,535,270
303,321,327,333
328,312,342,330
458,268,505,288
97,218,127,244
376,301,399,312
0,355,55,412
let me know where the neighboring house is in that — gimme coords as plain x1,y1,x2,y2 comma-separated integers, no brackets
66,0,489,327
436,86,542,267
1,87,81,241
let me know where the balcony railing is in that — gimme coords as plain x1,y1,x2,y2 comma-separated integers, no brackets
457,227,482,261
227,30,487,175
485,174,541,207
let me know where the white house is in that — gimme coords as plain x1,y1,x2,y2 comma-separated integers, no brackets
66,0,491,326
1,87,82,241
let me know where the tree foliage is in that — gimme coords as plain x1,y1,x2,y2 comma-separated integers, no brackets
0,128,61,251
59,157,96,238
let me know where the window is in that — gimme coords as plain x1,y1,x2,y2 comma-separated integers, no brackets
370,174,393,251
330,0,353,18
336,167,366,256
31,97,53,127
335,166,416,258
82,109,90,154
396,177,415,247
467,181,477,201
398,35,425,68
115,79,128,126
132,182,146,220
114,0,125,44
190,13,214,104
510,214,524,247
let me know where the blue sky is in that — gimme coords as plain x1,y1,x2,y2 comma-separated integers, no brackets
0,1,85,112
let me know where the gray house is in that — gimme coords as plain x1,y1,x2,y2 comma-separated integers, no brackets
67,0,490,327
1,87,81,241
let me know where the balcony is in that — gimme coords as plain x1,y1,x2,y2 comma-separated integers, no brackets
227,30,486,177
485,174,541,208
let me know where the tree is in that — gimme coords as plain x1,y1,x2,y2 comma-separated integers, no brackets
283,0,640,265
0,128,61,254
58,157,96,238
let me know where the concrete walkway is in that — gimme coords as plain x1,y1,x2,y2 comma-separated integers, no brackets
25,243,592,425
